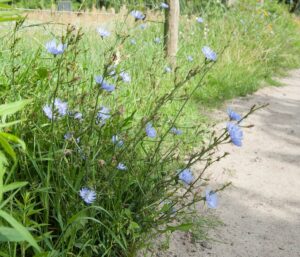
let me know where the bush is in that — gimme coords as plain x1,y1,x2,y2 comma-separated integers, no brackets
0,19,236,256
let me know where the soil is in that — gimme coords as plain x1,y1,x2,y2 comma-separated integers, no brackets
165,70,300,257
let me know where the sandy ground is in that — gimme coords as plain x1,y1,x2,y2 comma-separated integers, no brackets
164,70,300,257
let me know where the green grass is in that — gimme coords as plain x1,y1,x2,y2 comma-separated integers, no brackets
190,1,300,107
0,0,299,256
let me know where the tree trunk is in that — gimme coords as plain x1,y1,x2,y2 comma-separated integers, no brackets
164,0,180,67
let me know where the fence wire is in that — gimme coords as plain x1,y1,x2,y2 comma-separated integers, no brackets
8,0,225,14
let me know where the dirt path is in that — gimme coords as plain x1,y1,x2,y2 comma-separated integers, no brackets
166,70,300,257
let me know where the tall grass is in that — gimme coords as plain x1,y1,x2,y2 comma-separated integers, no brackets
191,1,300,106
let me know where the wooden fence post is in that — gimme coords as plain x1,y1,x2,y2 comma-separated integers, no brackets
227,0,237,6
164,0,180,67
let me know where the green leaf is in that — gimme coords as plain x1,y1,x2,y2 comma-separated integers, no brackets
67,206,112,225
161,223,194,233
0,134,16,162
160,203,172,213
33,250,60,257
0,151,8,167
0,132,26,151
0,227,26,242
0,1,22,22
36,67,49,80
0,184,21,209
0,210,41,252
128,221,140,231
0,100,31,117
0,2,10,8
0,120,22,129
0,0,13,3
121,110,136,128
1,181,28,193
0,250,10,257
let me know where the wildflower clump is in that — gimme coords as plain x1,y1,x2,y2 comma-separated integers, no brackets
0,12,264,257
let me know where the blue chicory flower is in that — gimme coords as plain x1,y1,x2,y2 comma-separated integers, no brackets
196,17,204,23
45,40,67,55
97,28,110,38
64,132,73,140
117,163,127,170
120,72,131,83
74,112,83,121
227,122,243,147
146,123,157,138
130,39,137,45
77,147,86,160
161,2,169,9
187,55,193,62
154,37,161,44
202,46,217,61
97,106,111,125
109,69,116,76
54,98,68,116
164,66,172,73
170,127,183,135
178,169,194,185
117,140,124,147
205,189,218,209
95,75,105,85
108,64,117,77
79,188,96,204
43,99,67,119
227,108,242,121
43,105,54,120
101,82,115,92
131,10,145,20
112,135,118,144
140,23,147,29
112,135,124,147
95,75,115,92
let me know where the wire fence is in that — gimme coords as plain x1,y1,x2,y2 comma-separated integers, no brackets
13,7,117,16
9,5,162,29
8,0,221,14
